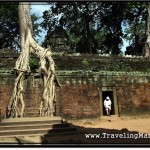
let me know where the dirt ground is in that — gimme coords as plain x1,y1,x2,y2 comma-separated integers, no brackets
63,116,150,145
0,116,150,146
71,117,150,134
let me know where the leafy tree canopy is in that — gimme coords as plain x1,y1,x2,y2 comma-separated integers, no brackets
41,2,148,55
0,2,42,51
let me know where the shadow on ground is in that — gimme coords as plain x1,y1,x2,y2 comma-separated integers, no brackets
41,123,149,145
15,122,149,146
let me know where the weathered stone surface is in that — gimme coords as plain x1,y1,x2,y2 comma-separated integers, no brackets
1,53,150,72
0,54,150,118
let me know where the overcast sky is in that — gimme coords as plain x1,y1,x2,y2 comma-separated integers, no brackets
30,3,129,53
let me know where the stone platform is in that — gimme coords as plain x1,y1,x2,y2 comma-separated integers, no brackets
0,116,76,138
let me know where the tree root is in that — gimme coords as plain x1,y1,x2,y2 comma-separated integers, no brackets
7,4,60,117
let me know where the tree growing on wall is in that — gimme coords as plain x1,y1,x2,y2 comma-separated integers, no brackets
7,2,60,118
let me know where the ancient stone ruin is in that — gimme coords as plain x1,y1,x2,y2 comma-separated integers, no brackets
0,53,150,119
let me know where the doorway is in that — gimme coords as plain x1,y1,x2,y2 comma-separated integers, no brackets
102,91,115,116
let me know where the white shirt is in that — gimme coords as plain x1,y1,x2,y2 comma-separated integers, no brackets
104,99,112,109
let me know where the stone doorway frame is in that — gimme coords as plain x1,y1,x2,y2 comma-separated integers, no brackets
99,86,118,116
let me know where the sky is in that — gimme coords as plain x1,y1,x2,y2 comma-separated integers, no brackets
30,2,51,44
122,38,129,54
30,3,129,54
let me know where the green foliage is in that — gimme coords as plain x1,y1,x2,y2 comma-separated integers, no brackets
31,13,42,41
82,58,90,66
0,2,19,50
113,61,132,72
55,65,60,71
41,2,149,55
121,63,132,72
123,2,147,46
146,68,150,72
113,64,120,72
41,2,103,54
99,2,125,54
0,2,42,50
0,2,149,56
29,58,39,72
0,48,17,54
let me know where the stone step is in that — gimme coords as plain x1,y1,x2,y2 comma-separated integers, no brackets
0,126,77,137
0,117,77,138
0,123,69,131
0,116,62,126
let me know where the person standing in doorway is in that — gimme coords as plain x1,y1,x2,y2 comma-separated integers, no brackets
104,96,112,116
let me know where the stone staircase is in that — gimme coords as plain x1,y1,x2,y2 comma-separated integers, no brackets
0,116,77,138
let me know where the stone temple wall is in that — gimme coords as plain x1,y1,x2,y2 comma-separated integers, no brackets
0,54,150,119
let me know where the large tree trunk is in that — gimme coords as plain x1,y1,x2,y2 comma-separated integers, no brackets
7,2,60,118
134,17,139,55
144,2,150,57
85,3,92,54
86,21,92,54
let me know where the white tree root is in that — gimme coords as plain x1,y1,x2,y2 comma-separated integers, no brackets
7,3,60,118
7,72,25,117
